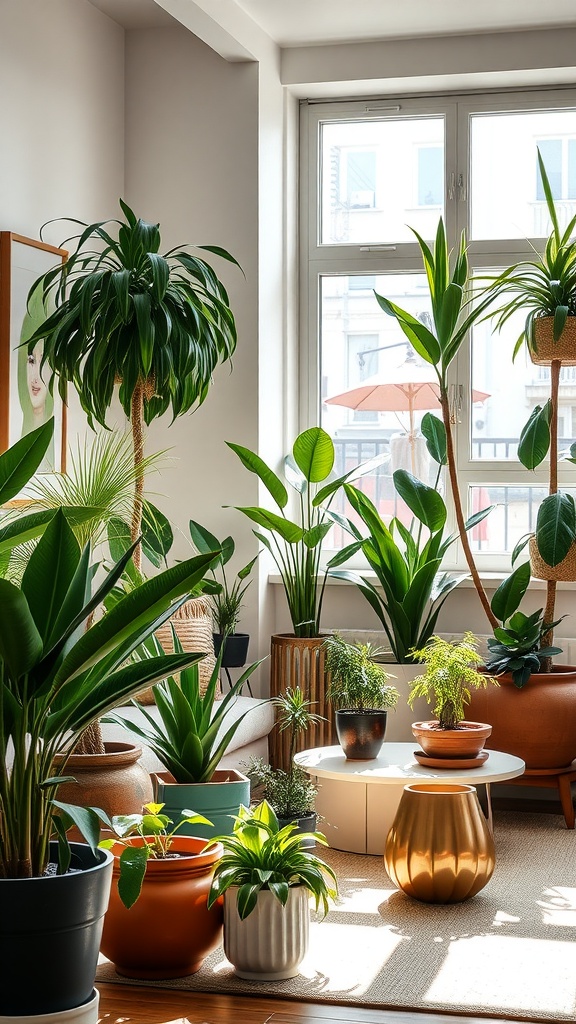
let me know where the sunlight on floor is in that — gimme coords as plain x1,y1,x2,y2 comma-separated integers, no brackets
538,886,576,926
424,934,576,1015
299,920,404,994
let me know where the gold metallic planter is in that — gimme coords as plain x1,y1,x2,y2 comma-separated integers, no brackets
385,783,495,903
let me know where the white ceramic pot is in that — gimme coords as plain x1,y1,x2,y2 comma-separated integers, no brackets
223,886,309,980
0,990,99,1024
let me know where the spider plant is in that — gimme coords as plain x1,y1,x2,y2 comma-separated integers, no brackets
206,800,337,920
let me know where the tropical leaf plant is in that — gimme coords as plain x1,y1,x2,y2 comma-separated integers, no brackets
227,427,384,637
374,222,498,632
27,199,240,570
0,455,220,879
329,470,485,663
206,800,338,920
188,519,258,635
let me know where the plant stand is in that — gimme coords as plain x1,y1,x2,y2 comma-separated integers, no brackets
502,763,576,829
270,634,337,770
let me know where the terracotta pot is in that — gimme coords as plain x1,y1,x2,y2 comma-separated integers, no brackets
530,315,576,365
99,836,223,979
411,720,492,759
468,666,576,769
54,742,153,840
335,708,388,759
385,782,495,903
270,634,337,768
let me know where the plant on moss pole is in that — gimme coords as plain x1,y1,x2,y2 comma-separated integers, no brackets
27,199,240,574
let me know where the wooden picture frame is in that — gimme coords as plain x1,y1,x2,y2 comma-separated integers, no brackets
0,232,68,473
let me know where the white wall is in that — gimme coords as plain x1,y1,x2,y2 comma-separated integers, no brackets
0,0,124,234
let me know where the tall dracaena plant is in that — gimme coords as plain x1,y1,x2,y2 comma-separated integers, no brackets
28,200,240,571
374,221,499,631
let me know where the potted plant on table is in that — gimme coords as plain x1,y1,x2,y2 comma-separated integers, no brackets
244,685,324,842
206,800,337,980
27,198,240,758
105,639,263,840
324,634,400,759
408,633,497,763
227,426,382,767
0,426,220,1021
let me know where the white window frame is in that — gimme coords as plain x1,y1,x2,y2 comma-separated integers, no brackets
300,88,576,572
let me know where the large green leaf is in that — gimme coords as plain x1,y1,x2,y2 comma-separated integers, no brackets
393,469,446,532
226,442,288,509
517,402,551,470
292,427,334,483
0,579,43,679
535,492,576,567
232,507,303,543
374,295,441,365
53,551,219,685
420,412,447,466
0,419,54,504
21,509,81,644
490,561,531,623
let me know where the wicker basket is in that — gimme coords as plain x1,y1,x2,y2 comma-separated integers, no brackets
137,596,218,704
529,535,576,582
530,317,576,365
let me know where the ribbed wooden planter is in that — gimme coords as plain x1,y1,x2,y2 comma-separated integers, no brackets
529,535,576,582
530,316,576,365
269,634,336,770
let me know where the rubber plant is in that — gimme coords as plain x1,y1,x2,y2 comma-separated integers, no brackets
27,199,240,574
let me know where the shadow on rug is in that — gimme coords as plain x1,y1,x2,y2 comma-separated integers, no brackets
97,811,576,1021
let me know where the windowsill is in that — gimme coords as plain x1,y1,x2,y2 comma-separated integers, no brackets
268,571,576,591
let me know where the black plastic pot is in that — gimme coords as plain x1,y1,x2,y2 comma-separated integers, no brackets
276,810,317,848
335,708,388,760
213,632,249,668
0,842,113,1016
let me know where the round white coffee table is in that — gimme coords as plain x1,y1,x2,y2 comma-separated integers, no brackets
294,742,525,855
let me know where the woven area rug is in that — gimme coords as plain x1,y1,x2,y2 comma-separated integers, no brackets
97,811,576,1021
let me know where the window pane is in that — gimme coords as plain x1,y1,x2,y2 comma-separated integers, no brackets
471,303,576,461
469,485,576,555
320,273,441,484
470,109,576,239
320,117,445,245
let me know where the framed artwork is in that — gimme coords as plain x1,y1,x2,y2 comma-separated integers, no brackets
0,232,68,474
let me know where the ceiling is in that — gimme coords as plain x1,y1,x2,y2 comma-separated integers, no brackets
88,0,576,43
229,0,576,46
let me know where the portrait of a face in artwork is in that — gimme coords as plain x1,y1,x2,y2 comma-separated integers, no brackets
17,282,55,472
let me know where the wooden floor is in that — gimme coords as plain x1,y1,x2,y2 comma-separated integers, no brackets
96,983,541,1024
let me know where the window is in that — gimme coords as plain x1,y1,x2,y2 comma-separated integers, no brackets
301,90,576,569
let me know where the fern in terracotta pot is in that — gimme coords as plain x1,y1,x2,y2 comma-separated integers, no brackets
408,633,497,761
